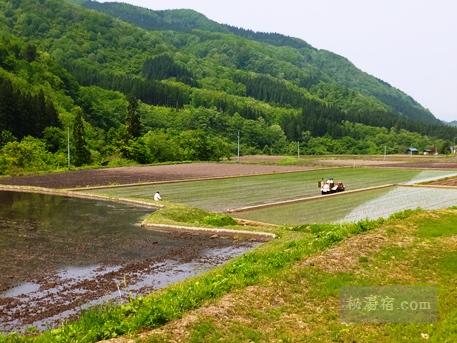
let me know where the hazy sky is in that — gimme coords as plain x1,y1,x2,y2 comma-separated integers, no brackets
100,0,457,121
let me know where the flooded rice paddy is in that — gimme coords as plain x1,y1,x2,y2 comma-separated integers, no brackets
0,191,258,333
235,186,457,225
86,168,457,212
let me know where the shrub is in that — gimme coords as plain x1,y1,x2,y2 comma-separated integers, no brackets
202,214,237,227
0,136,60,175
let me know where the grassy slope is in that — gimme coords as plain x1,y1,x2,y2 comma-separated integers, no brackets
87,168,441,212
139,209,457,343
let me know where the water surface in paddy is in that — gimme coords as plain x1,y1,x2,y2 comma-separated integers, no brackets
88,168,457,212
0,191,258,332
235,186,457,225
340,186,457,222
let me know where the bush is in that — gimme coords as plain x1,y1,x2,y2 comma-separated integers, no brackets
106,156,137,168
202,214,237,227
0,136,61,175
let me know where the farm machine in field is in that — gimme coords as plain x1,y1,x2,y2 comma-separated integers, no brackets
319,178,345,195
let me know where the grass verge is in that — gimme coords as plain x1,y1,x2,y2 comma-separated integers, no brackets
141,208,457,342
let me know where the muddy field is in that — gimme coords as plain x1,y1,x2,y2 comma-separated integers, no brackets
426,176,457,187
0,229,256,332
0,191,259,332
0,163,313,189
378,162,457,169
318,159,457,169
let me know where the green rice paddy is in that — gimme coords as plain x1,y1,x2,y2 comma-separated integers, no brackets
234,187,394,224
235,186,457,225
85,168,456,212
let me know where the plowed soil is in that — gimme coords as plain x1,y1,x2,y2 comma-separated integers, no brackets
379,162,457,169
318,159,457,169
427,177,457,187
0,163,313,189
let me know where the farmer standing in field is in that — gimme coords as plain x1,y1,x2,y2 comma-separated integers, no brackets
153,191,162,201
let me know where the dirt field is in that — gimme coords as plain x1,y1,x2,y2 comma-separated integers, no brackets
0,228,255,332
379,162,457,169
318,159,404,167
0,163,313,189
427,176,457,187
236,154,457,169
318,158,457,169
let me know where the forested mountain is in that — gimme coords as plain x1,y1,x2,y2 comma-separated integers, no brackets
0,0,454,174
83,0,439,125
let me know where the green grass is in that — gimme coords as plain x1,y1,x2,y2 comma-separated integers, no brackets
415,213,457,238
85,168,453,212
145,202,238,228
144,209,457,343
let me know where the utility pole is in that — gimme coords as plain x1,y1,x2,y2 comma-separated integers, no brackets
237,130,240,163
297,141,300,159
384,145,387,160
67,126,71,170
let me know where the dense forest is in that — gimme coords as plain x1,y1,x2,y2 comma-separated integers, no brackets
0,0,454,175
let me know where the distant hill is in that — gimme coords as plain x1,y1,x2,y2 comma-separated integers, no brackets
83,0,439,125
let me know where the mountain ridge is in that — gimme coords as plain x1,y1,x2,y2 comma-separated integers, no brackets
82,0,439,124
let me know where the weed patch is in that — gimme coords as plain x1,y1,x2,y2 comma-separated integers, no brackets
202,214,237,227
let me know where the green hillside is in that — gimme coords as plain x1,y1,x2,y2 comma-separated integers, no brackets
83,0,438,124
0,0,455,174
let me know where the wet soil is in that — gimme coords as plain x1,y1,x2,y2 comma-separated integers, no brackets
0,191,258,332
427,176,457,187
0,163,312,189
378,162,457,169
0,233,255,333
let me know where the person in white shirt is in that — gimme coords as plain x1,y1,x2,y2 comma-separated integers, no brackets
153,191,162,201
321,183,330,194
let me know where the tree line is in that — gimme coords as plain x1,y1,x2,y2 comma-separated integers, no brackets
0,76,59,139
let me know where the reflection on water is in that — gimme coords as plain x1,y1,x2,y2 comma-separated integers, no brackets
0,191,258,332
341,186,457,222
0,191,154,291
401,170,457,185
